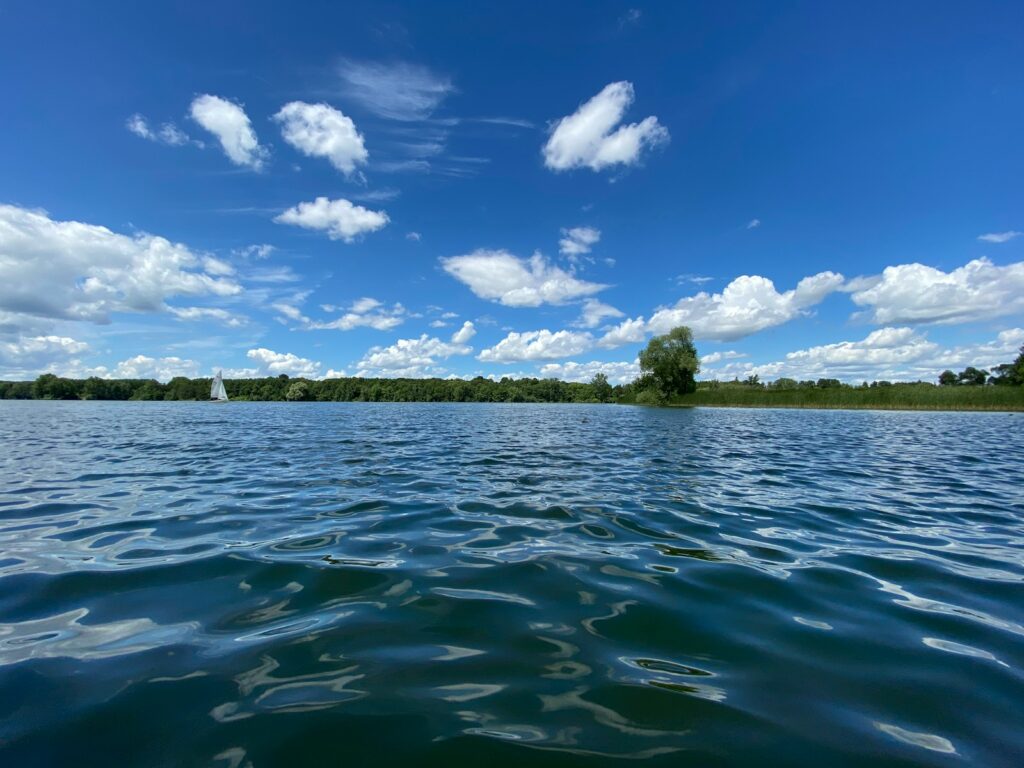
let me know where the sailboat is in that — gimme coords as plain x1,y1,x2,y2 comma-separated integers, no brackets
210,370,229,402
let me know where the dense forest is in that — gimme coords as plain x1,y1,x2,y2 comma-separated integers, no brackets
0,372,619,403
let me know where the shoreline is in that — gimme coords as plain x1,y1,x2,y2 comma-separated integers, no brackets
661,401,1024,413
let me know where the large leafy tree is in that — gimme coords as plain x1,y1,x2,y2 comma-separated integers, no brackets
590,372,612,402
638,326,700,398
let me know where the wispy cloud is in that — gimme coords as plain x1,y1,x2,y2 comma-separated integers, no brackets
977,230,1020,243
338,60,454,121
747,218,761,229
127,114,200,147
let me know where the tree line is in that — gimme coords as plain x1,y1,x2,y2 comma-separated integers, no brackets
0,372,623,403
2,330,1021,404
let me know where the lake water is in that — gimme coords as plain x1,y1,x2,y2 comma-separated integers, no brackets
1,401,1022,767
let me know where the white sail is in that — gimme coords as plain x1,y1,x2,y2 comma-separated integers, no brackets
210,371,228,401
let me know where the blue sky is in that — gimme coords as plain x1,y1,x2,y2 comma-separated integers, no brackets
1,0,1023,383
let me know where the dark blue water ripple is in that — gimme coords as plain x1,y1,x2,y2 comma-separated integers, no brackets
1,401,1023,767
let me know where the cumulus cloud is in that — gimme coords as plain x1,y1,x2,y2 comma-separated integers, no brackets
0,335,89,376
189,94,268,170
273,101,368,175
0,204,241,326
338,60,454,121
559,226,601,257
245,348,322,378
645,271,845,342
703,327,1024,383
574,298,624,328
274,197,389,242
538,359,641,385
597,316,647,348
49,354,202,382
406,231,422,242
441,249,607,307
356,322,476,377
977,231,1020,243
126,114,195,146
847,258,1024,325
109,355,201,381
543,81,669,172
477,329,593,363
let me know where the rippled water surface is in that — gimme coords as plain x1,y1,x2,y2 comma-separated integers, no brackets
2,402,1023,767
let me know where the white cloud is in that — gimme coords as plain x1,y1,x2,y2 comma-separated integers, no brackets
592,271,843,348
189,94,268,170
246,348,322,378
338,60,454,121
350,297,382,314
703,327,1024,383
126,114,195,146
273,101,368,175
701,350,747,365
543,81,669,172
747,218,761,229
0,335,89,376
977,231,1020,243
356,322,475,377
574,298,624,328
201,256,235,276
49,354,203,382
597,316,647,348
169,306,247,328
450,320,476,345
406,231,422,242
478,329,593,363
441,249,607,307
0,204,241,326
109,354,201,381
306,298,406,332
538,359,641,385
275,197,389,242
271,301,308,324
847,258,1024,325
645,271,845,342
559,226,601,257
234,244,275,260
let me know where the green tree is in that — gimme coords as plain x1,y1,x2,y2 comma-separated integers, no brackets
285,381,310,401
957,367,988,386
938,369,958,386
590,372,612,402
637,326,699,399
1011,345,1024,385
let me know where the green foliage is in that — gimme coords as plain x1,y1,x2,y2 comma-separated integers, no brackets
938,370,958,386
3,373,623,404
957,366,988,386
637,326,699,398
285,381,311,401
590,373,613,403
673,380,1024,411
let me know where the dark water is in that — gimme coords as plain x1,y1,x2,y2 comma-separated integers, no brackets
1,402,1022,767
